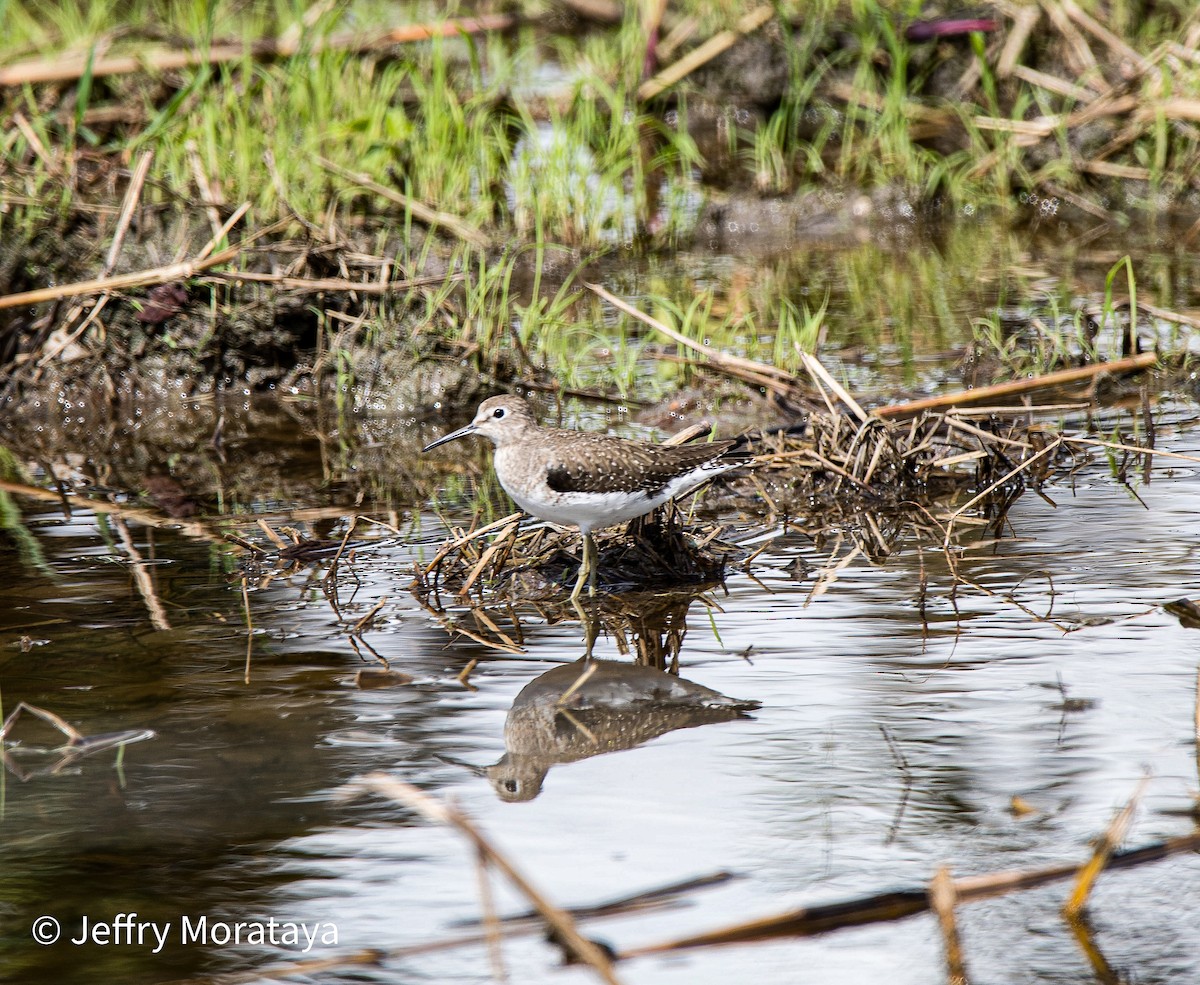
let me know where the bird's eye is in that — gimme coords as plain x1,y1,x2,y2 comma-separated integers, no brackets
493,408,506,419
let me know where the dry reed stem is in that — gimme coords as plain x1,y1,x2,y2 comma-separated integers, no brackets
1138,301,1200,329
423,512,525,576
458,520,521,597
942,416,1033,450
0,232,244,310
346,774,625,985
947,403,1090,416
0,477,219,541
637,5,774,101
472,843,509,984
105,150,155,276
1062,0,1148,69
187,140,224,240
350,596,389,635
997,4,1042,78
944,438,1063,547
1040,0,1107,92
0,15,519,87
874,353,1157,418
1065,436,1200,466
1063,774,1149,916
1010,64,1096,102
240,576,253,684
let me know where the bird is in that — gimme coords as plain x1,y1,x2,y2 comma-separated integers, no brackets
479,658,761,801
422,394,746,600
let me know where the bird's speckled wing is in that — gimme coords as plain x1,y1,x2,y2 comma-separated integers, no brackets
542,433,740,496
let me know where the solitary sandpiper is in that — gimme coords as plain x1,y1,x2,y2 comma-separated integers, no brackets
422,395,745,600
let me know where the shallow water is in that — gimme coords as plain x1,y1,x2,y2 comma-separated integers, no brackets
2,218,1200,984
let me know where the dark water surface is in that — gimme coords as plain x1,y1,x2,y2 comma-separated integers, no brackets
2,217,1200,984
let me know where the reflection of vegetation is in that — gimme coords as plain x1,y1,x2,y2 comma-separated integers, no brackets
971,255,1145,378
0,447,56,579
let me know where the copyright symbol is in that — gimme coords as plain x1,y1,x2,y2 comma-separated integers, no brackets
32,916,60,944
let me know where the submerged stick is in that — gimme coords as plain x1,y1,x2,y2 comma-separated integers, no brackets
112,517,171,633
874,352,1158,418
929,866,968,985
621,831,1200,958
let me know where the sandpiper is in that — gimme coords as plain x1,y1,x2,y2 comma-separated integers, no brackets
422,395,745,599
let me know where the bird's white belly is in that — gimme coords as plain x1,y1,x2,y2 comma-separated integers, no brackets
506,487,669,535
494,443,732,535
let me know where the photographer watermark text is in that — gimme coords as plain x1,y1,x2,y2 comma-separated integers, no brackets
32,913,338,954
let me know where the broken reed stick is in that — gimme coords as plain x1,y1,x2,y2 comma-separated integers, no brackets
1064,435,1200,466
997,4,1042,78
0,14,519,87
637,5,774,101
346,774,625,985
798,350,869,423
873,352,1158,418
620,831,1200,958
317,157,490,248
177,873,732,985
105,149,155,276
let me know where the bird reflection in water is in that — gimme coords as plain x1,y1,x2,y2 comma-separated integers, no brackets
465,659,760,802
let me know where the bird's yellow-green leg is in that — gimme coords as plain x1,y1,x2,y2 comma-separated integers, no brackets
570,532,596,601
587,532,598,596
